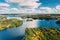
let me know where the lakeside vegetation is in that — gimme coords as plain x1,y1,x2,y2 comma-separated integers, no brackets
56,20,60,24
21,14,60,24
21,14,60,20
0,16,23,30
23,27,60,40
0,14,60,20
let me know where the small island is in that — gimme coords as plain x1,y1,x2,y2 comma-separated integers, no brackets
0,16,23,30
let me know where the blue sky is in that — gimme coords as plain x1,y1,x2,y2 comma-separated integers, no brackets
0,0,60,14
40,0,60,8
0,0,60,8
0,0,5,2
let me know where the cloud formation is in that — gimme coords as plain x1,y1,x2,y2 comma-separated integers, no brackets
0,0,60,14
6,0,41,9
40,7,55,13
0,0,41,14
0,3,10,7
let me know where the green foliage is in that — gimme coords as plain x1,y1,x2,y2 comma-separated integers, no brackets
0,19,23,30
23,27,60,40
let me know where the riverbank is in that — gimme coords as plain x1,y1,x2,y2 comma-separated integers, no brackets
23,27,60,40
21,14,60,20
0,16,23,30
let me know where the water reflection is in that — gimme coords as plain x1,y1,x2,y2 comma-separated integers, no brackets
0,17,27,40
37,19,60,28
26,20,38,28
0,17,60,40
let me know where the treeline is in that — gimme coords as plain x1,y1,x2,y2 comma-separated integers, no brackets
21,14,60,20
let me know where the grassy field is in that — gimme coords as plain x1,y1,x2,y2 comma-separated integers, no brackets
23,27,60,40
0,16,23,30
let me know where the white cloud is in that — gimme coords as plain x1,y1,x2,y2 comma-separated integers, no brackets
55,5,60,13
0,6,60,14
4,0,42,14
0,7,41,14
0,8,9,13
0,0,60,14
10,8,20,12
6,0,41,9
0,7,20,14
0,3,10,7
39,7,55,13
56,5,60,10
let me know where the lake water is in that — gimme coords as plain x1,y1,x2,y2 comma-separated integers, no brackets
0,17,60,40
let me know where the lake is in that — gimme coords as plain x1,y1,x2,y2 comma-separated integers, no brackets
0,16,60,40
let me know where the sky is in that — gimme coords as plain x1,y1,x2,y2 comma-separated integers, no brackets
0,0,60,14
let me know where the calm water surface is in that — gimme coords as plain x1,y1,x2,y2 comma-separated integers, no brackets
0,17,60,40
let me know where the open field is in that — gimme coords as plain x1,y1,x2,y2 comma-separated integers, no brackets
0,16,23,30
23,27,60,40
